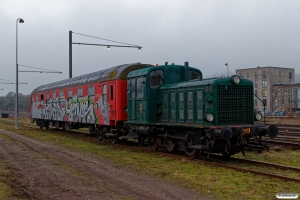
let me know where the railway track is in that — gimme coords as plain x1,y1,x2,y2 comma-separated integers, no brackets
1,118,300,183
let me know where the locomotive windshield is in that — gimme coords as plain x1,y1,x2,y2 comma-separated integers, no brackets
189,70,202,81
150,70,164,89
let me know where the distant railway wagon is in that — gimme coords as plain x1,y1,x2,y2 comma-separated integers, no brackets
31,62,278,158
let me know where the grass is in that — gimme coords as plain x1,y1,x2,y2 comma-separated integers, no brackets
234,148,300,168
0,120,300,200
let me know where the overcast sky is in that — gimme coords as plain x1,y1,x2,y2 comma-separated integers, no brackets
1,0,300,96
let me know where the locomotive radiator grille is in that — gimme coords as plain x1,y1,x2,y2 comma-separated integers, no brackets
217,85,252,125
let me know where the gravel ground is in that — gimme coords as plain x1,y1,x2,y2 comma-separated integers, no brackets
0,129,207,200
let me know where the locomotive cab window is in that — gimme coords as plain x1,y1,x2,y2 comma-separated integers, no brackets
189,70,202,81
150,70,164,89
136,77,145,99
131,79,136,98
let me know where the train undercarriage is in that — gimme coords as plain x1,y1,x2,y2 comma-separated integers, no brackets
34,119,278,158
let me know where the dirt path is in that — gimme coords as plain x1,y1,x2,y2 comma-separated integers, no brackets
0,129,206,200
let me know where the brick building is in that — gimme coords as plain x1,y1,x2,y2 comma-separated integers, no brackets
236,66,294,111
272,83,300,112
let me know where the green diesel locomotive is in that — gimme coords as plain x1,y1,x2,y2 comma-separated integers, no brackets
123,62,277,158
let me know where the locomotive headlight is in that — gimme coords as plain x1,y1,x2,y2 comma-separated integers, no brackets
231,75,240,84
254,112,263,121
205,113,214,122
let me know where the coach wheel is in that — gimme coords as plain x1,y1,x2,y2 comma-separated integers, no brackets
109,136,119,144
165,139,176,152
221,151,234,158
148,136,161,151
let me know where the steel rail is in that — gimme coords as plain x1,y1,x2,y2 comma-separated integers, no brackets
1,118,300,183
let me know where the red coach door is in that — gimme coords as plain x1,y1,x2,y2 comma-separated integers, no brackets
108,82,116,121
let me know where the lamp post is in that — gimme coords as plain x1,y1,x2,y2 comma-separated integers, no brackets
225,63,229,77
16,18,24,129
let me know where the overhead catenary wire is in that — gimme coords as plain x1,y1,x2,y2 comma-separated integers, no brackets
18,64,60,72
72,32,139,46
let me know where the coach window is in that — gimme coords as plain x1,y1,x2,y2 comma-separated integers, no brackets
77,88,83,97
189,70,202,81
68,89,73,98
131,79,136,98
150,70,163,89
53,92,56,99
110,85,114,100
102,84,107,103
136,77,145,99
88,86,95,96
60,91,64,99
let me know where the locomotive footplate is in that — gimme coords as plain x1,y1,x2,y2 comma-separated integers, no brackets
187,145,208,149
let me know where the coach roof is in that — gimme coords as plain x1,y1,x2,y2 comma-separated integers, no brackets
31,63,150,93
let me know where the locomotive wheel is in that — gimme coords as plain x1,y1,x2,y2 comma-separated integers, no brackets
185,147,199,159
148,136,161,151
185,131,199,159
165,139,175,152
138,136,145,146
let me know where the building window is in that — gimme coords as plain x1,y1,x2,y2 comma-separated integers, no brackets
262,90,267,97
247,72,250,79
288,89,290,93
254,99,257,106
281,90,284,97
275,99,277,106
288,98,290,103
281,99,284,106
255,90,257,96
255,72,257,79
238,73,243,77
262,99,267,106
46,93,50,100
279,71,281,76
289,72,292,79
262,71,267,78
255,81,258,88
53,92,56,99
274,89,277,96
262,80,267,88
